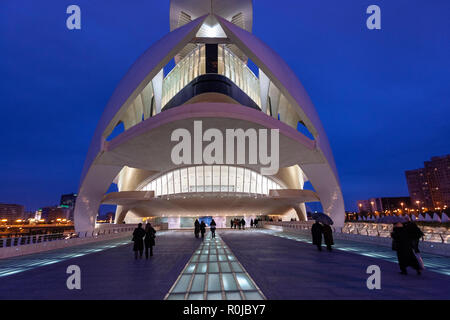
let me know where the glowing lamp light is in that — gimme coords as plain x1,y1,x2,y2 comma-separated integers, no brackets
203,24,224,38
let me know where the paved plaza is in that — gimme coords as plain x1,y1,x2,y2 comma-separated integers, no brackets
0,230,449,300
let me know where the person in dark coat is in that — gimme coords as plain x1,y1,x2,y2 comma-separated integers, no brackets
132,223,146,259
144,223,156,259
311,221,323,251
404,221,424,253
322,224,334,251
250,219,254,228
200,221,206,239
210,219,217,238
391,222,421,275
241,218,246,230
254,218,258,228
194,219,200,238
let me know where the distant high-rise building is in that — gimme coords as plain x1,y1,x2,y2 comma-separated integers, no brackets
60,193,77,209
405,168,433,209
357,197,411,214
406,155,450,210
0,203,25,222
60,193,77,221
40,206,71,223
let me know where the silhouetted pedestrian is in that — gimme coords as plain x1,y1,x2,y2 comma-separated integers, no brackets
311,221,323,251
210,219,217,238
404,221,424,253
391,222,421,275
200,221,206,239
144,223,156,259
132,223,146,259
194,219,200,238
250,219,254,228
322,224,334,251
241,218,246,230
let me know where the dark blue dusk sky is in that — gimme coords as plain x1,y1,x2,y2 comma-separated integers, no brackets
1,0,449,212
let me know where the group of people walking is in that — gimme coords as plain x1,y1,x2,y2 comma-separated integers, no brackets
311,221,334,251
132,223,156,259
230,218,259,229
194,219,217,239
391,221,425,275
230,218,246,229
194,219,206,239
309,218,425,275
133,217,426,277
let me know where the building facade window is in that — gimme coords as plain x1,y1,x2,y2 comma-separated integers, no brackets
139,165,282,196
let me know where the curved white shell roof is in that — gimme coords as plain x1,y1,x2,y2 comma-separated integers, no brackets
170,0,253,32
75,11,345,232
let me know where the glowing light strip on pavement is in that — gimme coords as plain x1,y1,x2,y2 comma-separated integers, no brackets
165,232,266,300
260,229,450,276
0,233,170,278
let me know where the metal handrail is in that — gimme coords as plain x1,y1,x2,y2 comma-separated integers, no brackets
261,221,449,244
0,225,140,249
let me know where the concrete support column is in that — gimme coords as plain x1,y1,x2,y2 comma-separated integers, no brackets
114,206,130,224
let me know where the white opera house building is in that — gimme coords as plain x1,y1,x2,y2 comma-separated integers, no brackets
74,0,345,233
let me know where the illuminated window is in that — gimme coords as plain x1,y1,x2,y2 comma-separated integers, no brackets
139,165,282,196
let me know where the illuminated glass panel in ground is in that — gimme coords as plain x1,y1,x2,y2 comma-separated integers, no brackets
165,233,265,300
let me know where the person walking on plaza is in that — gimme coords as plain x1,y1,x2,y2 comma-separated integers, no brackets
200,221,206,239
322,224,334,251
254,218,258,228
311,221,323,251
194,219,200,238
132,223,146,259
404,221,424,253
144,223,156,259
241,218,246,230
391,222,422,275
250,219,254,228
210,219,217,238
